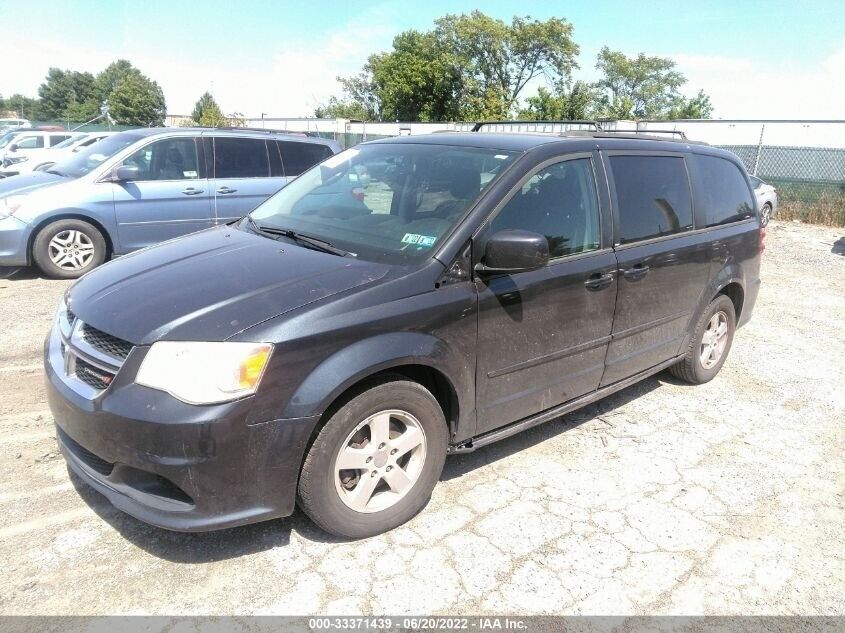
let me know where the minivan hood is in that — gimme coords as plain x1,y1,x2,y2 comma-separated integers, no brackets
68,225,391,344
0,170,67,196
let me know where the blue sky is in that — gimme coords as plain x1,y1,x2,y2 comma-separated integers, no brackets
5,0,845,118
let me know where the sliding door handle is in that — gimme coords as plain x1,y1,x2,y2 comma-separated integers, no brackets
621,264,650,280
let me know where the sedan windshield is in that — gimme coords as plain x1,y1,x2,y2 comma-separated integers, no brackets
49,131,144,178
249,143,519,265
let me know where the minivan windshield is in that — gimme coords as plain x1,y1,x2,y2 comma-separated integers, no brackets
249,143,519,265
48,131,144,178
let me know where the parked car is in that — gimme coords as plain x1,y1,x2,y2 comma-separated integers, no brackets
750,175,777,226
0,117,31,132
0,130,77,168
45,132,763,538
0,128,340,277
0,131,117,177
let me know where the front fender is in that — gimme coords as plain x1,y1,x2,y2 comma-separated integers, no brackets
280,331,475,440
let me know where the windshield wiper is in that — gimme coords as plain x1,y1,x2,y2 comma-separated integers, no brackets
243,216,349,257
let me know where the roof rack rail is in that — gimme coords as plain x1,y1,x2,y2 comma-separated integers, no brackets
191,125,317,137
597,128,688,140
471,120,603,133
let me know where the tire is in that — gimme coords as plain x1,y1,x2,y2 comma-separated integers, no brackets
298,375,448,539
670,294,736,385
34,162,55,172
760,203,772,227
32,219,107,279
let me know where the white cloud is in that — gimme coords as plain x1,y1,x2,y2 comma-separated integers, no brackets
2,7,397,118
672,48,845,118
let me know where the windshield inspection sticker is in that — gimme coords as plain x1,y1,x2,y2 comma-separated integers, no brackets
402,233,437,248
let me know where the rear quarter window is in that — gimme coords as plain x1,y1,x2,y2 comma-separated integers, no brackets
693,154,756,227
278,140,334,176
610,154,694,244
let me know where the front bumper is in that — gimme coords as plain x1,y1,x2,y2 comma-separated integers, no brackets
44,318,318,532
0,215,30,266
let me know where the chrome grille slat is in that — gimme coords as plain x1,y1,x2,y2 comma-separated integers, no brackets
55,306,133,398
81,325,133,361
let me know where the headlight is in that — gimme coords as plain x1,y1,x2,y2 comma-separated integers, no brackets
0,194,27,217
135,341,273,405
4,155,27,166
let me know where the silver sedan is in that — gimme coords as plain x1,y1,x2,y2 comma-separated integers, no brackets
750,175,778,226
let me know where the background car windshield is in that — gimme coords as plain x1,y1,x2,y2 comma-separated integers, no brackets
50,132,144,178
0,132,21,149
52,136,83,149
249,143,518,265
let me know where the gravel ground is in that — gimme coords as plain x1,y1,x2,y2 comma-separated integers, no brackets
0,220,843,616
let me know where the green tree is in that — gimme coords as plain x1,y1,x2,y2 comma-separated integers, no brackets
37,68,98,120
518,81,601,120
94,60,140,104
667,89,713,119
331,11,579,121
594,47,711,119
314,96,373,120
190,91,226,125
109,73,166,126
2,94,41,119
435,12,579,118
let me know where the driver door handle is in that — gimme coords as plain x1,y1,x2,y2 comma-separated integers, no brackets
217,187,237,194
584,271,615,290
181,187,203,195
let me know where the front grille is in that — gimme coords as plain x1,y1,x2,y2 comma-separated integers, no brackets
58,428,114,476
82,325,133,361
66,307,76,325
75,358,115,390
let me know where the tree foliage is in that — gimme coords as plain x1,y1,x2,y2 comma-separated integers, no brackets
38,68,98,120
314,96,374,120
593,47,708,120
190,91,226,125
518,81,600,121
324,11,579,121
108,73,166,126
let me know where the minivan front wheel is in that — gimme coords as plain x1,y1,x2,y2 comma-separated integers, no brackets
670,294,736,384
33,219,107,279
298,376,448,539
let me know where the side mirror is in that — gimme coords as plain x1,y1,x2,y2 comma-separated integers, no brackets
475,229,549,275
8,143,18,152
112,164,140,182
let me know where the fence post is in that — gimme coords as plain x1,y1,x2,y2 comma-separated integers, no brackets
753,124,766,176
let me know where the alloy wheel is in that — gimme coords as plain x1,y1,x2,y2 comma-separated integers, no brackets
700,310,729,369
334,409,427,513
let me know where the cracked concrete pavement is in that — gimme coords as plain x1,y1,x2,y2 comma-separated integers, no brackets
1,220,843,615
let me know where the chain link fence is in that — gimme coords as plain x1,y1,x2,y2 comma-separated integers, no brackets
718,143,845,226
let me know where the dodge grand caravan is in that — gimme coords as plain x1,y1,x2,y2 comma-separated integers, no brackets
45,132,762,538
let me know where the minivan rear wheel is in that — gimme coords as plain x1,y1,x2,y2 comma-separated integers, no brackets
32,219,107,279
297,375,448,539
670,294,736,384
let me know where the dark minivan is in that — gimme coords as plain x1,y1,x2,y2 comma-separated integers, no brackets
45,132,762,538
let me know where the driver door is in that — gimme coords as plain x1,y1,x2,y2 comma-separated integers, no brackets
474,155,618,433
110,136,212,252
